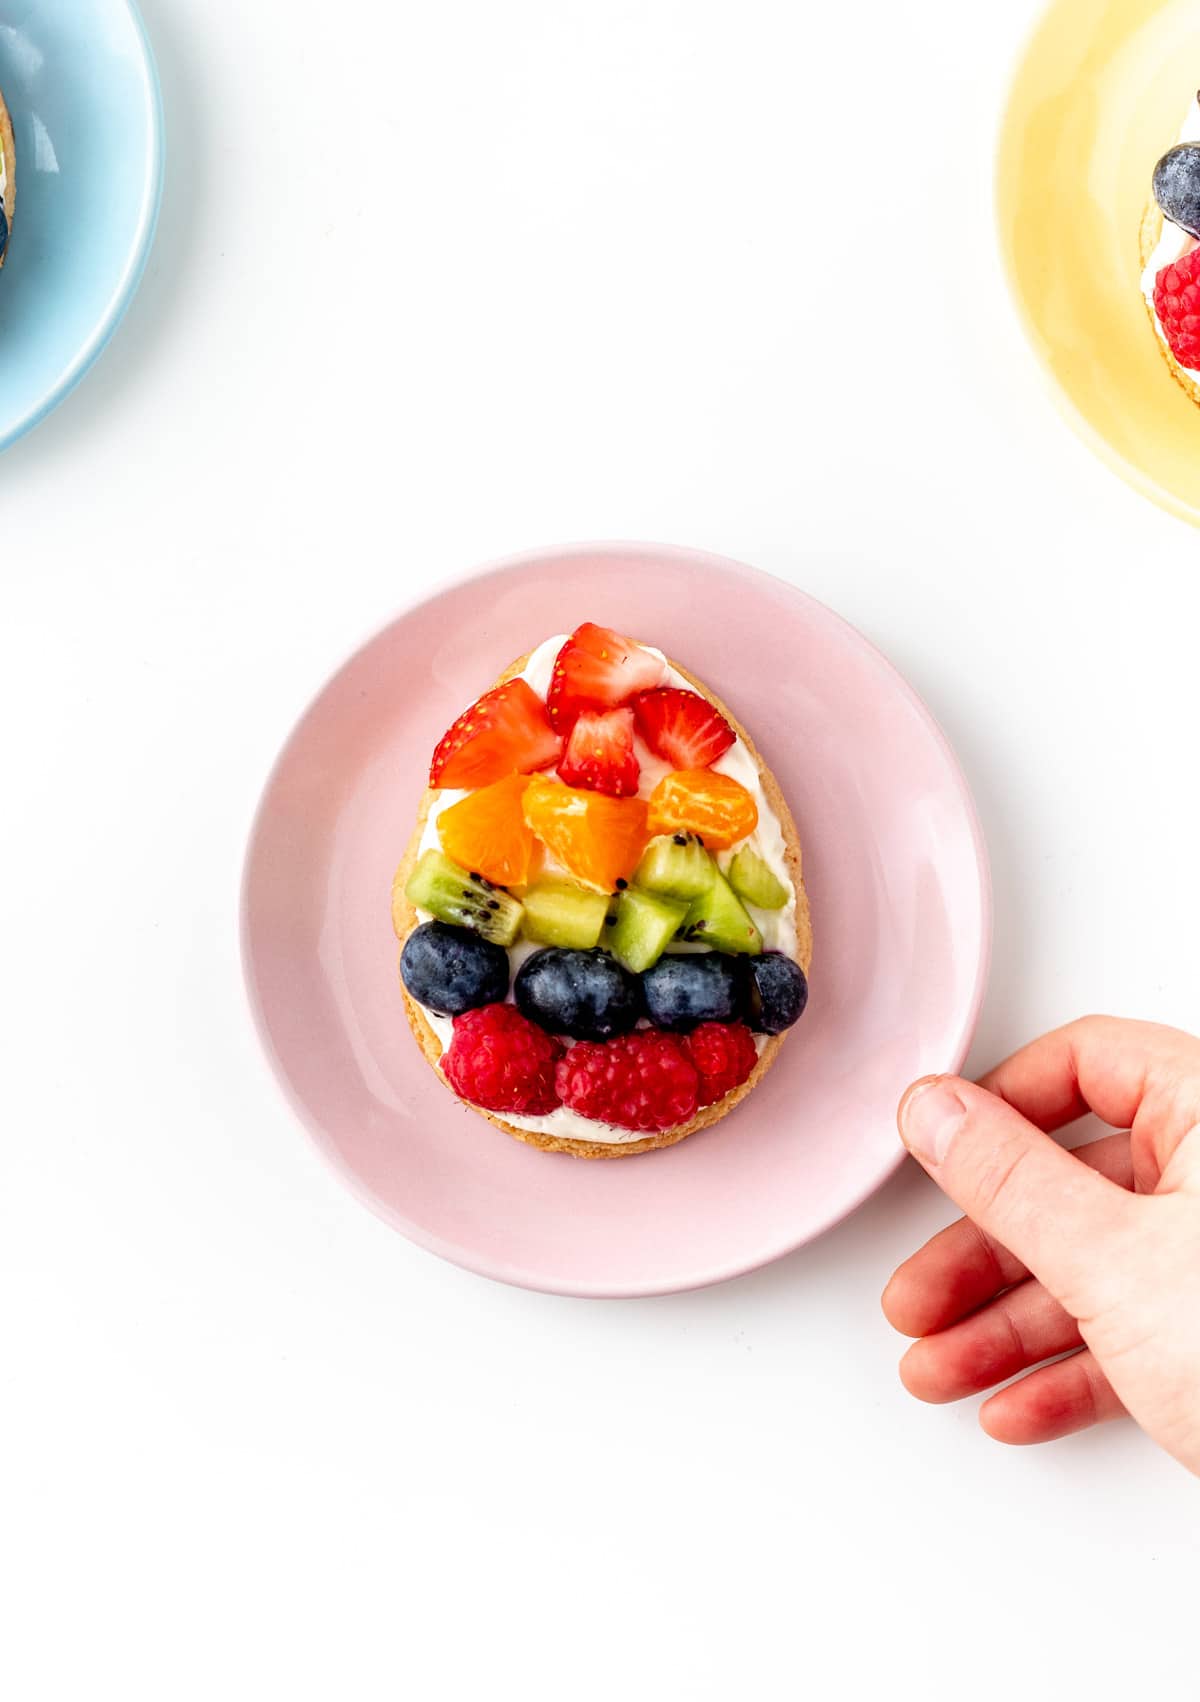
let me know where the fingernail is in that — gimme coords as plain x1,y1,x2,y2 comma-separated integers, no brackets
900,1077,968,1167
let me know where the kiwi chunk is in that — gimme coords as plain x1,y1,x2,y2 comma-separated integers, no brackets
728,848,788,911
609,887,689,973
522,879,610,950
634,832,714,901
404,849,523,946
680,869,762,955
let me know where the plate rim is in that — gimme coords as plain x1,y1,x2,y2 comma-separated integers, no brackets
993,0,1200,530
240,540,994,1298
0,0,165,453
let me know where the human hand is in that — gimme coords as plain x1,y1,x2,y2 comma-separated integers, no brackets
882,1017,1200,1475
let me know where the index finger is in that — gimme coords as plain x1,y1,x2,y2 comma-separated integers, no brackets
978,1016,1199,1134
882,1129,1135,1337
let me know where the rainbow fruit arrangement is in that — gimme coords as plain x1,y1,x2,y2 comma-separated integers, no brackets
0,84,13,271
396,624,808,1135
1150,138,1200,371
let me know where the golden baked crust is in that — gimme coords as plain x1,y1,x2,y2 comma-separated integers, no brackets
392,649,813,1159
0,86,14,269
1139,199,1200,408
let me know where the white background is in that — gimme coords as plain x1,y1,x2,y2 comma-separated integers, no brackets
3,1,1199,1697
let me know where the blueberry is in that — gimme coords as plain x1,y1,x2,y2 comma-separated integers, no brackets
641,952,745,1033
514,947,641,1041
1154,144,1200,238
0,204,7,266
746,952,808,1035
400,920,509,1017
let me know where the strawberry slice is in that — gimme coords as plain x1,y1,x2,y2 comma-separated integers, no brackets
633,687,734,769
545,623,665,733
430,678,561,788
557,708,640,797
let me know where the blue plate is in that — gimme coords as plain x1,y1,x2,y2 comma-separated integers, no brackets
0,0,163,451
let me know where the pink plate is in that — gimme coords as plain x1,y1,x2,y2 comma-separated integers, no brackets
241,543,991,1296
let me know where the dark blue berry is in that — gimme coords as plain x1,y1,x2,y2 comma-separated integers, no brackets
400,921,509,1017
641,952,745,1033
514,947,641,1041
746,953,808,1035
0,204,7,266
1154,144,1200,239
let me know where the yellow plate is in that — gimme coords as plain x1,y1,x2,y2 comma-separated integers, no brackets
998,0,1200,524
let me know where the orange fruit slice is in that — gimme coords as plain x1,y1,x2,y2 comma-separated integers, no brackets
523,775,649,892
645,769,758,851
437,774,536,887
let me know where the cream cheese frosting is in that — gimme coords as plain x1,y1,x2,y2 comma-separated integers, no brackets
412,634,798,1142
1142,94,1200,343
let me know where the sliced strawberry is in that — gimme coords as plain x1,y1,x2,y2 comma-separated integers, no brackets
557,708,640,797
545,623,664,733
429,678,561,789
633,687,735,769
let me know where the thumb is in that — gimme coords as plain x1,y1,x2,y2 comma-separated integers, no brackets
898,1075,1137,1309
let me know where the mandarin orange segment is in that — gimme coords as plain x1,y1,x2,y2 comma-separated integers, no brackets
522,775,649,893
437,774,536,887
645,769,758,851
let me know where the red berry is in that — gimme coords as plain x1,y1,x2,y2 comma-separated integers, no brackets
443,1003,564,1116
430,679,561,789
1154,249,1200,371
545,624,664,733
683,1022,758,1107
555,1031,699,1132
557,706,640,797
633,687,735,769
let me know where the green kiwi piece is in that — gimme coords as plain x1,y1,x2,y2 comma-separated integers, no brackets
521,879,610,949
634,832,715,901
679,869,762,955
728,848,788,911
405,849,524,946
609,888,689,973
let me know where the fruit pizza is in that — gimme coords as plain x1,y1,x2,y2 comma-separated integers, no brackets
391,624,813,1157
0,85,13,270
1142,91,1200,404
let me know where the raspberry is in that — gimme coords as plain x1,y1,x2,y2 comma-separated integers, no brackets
443,1003,564,1116
555,1031,699,1132
1154,249,1200,370
683,1022,759,1107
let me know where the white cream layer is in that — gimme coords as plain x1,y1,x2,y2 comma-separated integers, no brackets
413,634,796,1142
1142,95,1200,357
